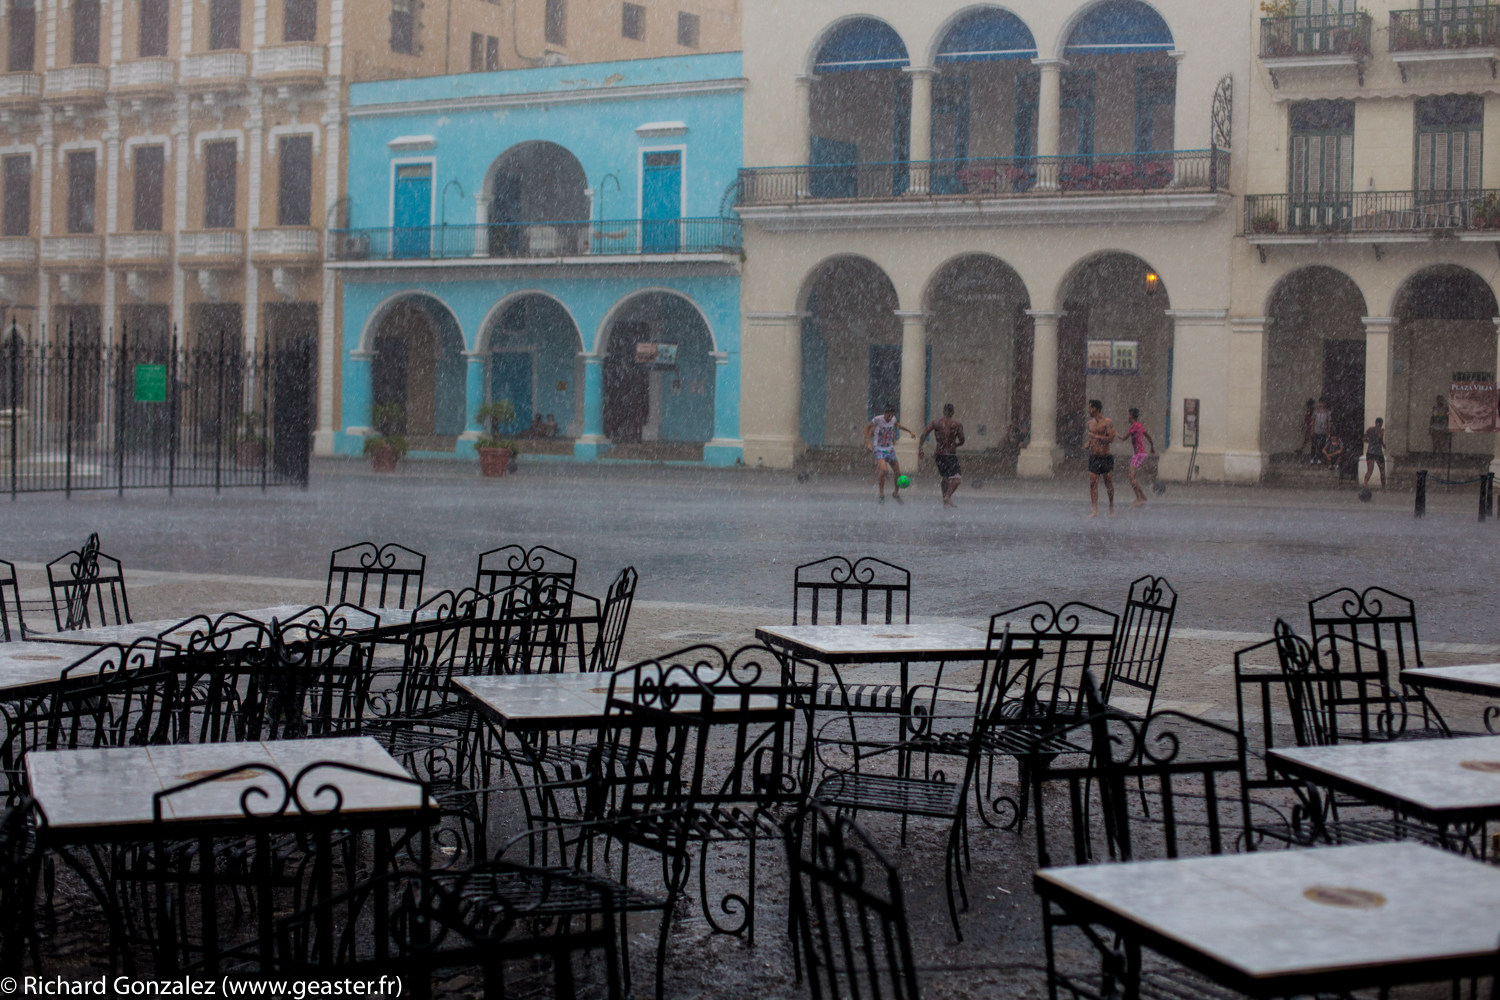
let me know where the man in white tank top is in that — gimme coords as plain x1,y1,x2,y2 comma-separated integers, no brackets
863,403,915,504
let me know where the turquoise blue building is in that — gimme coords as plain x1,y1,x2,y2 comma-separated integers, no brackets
329,53,745,465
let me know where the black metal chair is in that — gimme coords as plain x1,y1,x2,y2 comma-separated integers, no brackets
46,533,131,631
274,862,623,999
1031,673,1251,1000
783,803,920,1000
0,796,41,971
1309,585,1423,676
793,556,910,625
586,566,638,672
1104,575,1177,718
475,543,578,598
326,542,426,610
0,557,30,640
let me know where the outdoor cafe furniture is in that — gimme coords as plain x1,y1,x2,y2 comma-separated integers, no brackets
327,541,427,610
1401,664,1500,733
1034,842,1500,999
46,533,131,631
0,641,82,698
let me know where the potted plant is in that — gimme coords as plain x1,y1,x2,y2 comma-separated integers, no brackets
236,411,267,468
1250,212,1281,234
474,400,518,478
363,403,408,473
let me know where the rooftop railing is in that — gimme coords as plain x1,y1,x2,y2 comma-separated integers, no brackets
327,217,742,262
1259,11,1372,58
1389,5,1500,50
1245,189,1500,235
736,149,1229,206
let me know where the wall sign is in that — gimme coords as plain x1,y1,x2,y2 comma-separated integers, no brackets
1450,378,1498,432
635,342,678,369
134,364,167,403
1086,339,1139,375
1182,397,1200,448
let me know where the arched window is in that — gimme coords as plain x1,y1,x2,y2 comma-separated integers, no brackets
813,18,909,72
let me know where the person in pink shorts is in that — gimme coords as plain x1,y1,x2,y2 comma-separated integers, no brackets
1118,407,1156,507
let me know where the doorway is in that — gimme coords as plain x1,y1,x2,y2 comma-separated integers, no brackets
490,351,534,435
603,320,649,442
392,163,431,258
642,151,682,252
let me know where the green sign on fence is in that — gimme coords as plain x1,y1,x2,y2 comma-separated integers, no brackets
134,364,167,403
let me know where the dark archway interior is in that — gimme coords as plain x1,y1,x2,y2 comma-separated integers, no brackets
801,257,900,448
487,294,582,439
926,254,1031,451
371,297,466,442
603,292,715,445
1265,266,1367,456
1392,266,1498,459
488,141,590,255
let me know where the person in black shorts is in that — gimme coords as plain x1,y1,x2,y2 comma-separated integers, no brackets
1363,417,1386,489
1085,400,1116,518
919,403,966,508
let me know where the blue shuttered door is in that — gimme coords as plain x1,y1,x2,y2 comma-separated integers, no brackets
490,352,533,434
642,151,681,252
393,164,431,258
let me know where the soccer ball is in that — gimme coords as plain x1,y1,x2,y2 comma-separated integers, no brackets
1358,488,1373,503
896,475,911,489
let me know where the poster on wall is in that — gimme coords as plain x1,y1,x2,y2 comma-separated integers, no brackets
635,342,678,369
1449,377,1499,432
1086,340,1139,375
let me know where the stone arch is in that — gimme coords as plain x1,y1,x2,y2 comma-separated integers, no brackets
807,18,912,196
483,141,590,256
479,291,587,440
598,289,717,447
805,14,910,76
1052,0,1178,159
925,7,1042,169
366,292,467,440
1264,265,1368,460
798,255,902,449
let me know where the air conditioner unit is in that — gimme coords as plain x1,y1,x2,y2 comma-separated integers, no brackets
539,50,568,66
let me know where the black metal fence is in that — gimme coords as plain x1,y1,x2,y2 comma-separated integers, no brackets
1244,189,1500,236
0,325,312,496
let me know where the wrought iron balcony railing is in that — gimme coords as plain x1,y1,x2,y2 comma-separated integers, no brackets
1260,12,1372,58
327,217,742,262
736,149,1229,206
1245,189,1500,236
1390,5,1500,50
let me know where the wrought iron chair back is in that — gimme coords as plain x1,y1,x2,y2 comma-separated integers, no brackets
326,542,426,610
782,803,921,1000
1103,575,1177,714
474,543,579,599
1277,619,1439,744
46,533,131,631
990,601,1118,722
471,578,580,676
0,796,41,971
0,558,27,641
588,566,639,673
793,556,910,625
1308,585,1422,680
381,590,483,721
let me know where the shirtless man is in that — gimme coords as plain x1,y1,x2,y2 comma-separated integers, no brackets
1085,399,1116,518
919,403,966,508
864,403,915,504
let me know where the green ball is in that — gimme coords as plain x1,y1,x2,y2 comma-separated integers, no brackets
897,475,910,489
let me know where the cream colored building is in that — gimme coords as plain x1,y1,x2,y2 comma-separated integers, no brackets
0,0,736,457
737,0,1248,480
1240,0,1500,478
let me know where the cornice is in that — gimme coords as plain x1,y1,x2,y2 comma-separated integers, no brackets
347,77,747,119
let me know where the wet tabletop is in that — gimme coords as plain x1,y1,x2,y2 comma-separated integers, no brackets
0,641,81,695
755,623,991,661
1269,735,1500,815
28,604,431,646
1402,664,1500,696
456,670,783,730
28,737,425,830
1037,842,1500,981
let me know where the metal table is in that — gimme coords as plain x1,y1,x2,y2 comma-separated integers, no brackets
0,641,81,697
1267,734,1500,828
28,604,426,647
1402,664,1500,698
1034,841,1500,998
754,623,990,710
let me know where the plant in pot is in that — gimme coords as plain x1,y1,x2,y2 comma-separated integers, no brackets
474,400,519,478
236,411,267,468
1250,212,1281,234
363,403,409,473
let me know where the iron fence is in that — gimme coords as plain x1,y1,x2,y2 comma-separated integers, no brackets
327,217,743,263
1259,12,1372,57
1245,189,1500,235
0,324,312,496
1389,5,1500,51
735,149,1230,206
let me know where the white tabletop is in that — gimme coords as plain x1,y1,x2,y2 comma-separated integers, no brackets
1402,664,1500,696
1036,842,1500,984
0,641,81,694
28,737,426,830
456,670,787,731
1268,735,1500,818
755,623,990,662
28,605,428,647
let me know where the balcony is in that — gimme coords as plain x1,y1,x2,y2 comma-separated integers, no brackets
44,65,108,102
179,52,249,90
735,150,1230,230
326,218,743,267
179,229,245,264
40,235,103,268
111,58,177,97
1259,12,1372,86
1389,6,1500,79
252,44,325,88
106,233,172,267
1244,190,1500,244
0,72,41,109
250,227,320,263
0,237,36,270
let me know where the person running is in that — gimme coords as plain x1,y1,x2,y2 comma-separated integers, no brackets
1310,399,1332,465
1117,407,1156,507
1363,417,1386,489
1085,400,1116,518
864,404,914,504
919,403,966,508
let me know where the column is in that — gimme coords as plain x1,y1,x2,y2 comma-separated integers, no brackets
704,349,743,467
244,94,265,354
1491,318,1500,478
1362,316,1393,443
1032,58,1065,190
343,346,374,452
458,353,487,455
574,354,607,460
38,111,52,343
315,109,342,456
1225,317,1269,482
1017,309,1061,478
172,93,190,341
471,192,491,258
794,74,816,169
740,311,803,468
895,310,927,466
1160,310,1231,482
102,104,120,341
903,66,936,195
